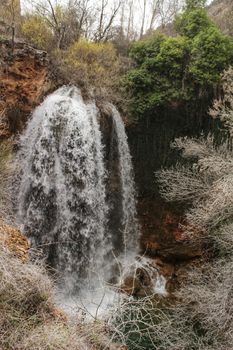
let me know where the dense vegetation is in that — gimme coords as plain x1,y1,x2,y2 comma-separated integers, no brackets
2,0,233,114
125,1,233,118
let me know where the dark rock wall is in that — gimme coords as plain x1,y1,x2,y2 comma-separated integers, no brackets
127,103,224,196
126,102,226,260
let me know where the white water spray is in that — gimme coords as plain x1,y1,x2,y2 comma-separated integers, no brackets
18,86,110,290
17,86,166,316
109,105,139,252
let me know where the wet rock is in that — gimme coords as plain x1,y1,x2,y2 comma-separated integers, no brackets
156,242,202,263
119,256,169,297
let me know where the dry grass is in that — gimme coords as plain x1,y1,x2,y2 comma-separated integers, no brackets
0,244,118,350
0,140,14,221
109,254,233,350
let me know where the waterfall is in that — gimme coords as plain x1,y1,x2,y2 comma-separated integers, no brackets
17,87,110,290
109,105,139,252
17,86,140,293
16,86,167,315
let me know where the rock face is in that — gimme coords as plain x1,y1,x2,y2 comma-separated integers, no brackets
0,39,51,139
126,96,224,265
208,0,233,36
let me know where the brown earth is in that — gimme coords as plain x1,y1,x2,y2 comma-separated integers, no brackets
0,219,29,262
0,39,52,139
138,197,202,262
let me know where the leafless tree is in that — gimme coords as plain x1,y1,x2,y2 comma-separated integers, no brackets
27,0,94,48
157,135,233,232
94,0,122,42
156,0,183,28
139,0,146,38
148,0,159,31
126,0,134,39
28,0,66,48
2,0,21,49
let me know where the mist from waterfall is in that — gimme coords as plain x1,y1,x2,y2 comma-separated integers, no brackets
17,86,140,301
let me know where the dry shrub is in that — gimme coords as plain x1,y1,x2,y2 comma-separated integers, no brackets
157,136,233,231
186,172,233,229
53,41,123,102
0,245,111,350
109,291,231,350
0,140,14,220
21,15,53,50
176,259,233,349
210,221,233,255
157,164,211,204
210,66,233,136
152,68,233,350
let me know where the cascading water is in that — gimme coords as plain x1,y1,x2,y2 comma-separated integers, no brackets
17,86,166,316
17,86,110,291
109,105,139,252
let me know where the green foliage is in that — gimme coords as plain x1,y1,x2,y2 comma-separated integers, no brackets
127,36,191,115
190,27,233,84
125,5,233,119
175,8,213,38
185,0,207,10
21,15,53,50
129,34,165,65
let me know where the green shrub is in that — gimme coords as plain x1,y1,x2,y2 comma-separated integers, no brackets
175,7,213,38
125,3,233,119
190,27,233,84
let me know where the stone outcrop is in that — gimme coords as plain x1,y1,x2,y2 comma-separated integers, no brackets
0,39,52,139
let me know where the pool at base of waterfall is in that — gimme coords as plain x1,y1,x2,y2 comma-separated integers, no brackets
55,255,168,320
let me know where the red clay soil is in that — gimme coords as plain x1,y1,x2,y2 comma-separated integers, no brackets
0,39,51,139
138,196,202,262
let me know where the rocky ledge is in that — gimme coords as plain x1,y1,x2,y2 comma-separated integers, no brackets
0,39,52,139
